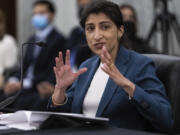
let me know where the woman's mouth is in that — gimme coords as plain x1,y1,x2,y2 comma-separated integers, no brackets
94,43,104,49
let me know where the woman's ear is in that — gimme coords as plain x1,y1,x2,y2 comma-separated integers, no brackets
118,25,124,39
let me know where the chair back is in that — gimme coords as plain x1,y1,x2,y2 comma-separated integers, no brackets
145,54,180,133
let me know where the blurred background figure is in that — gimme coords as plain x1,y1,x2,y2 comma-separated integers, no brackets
0,0,66,111
120,4,159,54
0,9,18,89
67,0,94,70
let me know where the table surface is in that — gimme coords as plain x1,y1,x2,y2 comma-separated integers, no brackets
0,126,164,135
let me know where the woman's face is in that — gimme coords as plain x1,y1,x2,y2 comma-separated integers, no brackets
85,13,123,56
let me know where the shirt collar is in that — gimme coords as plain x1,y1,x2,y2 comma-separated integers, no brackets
35,24,53,41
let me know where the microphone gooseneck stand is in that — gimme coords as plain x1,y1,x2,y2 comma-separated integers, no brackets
0,42,46,112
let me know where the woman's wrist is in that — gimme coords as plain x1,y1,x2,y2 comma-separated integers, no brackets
52,91,66,106
55,84,67,92
52,94,68,106
52,85,67,106
120,77,135,97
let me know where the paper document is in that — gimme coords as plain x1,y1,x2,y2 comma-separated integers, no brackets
0,110,109,131
0,111,49,130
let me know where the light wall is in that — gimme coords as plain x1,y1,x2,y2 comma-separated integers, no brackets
17,0,153,43
17,0,180,55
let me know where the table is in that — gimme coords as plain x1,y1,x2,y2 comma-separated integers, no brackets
0,126,163,135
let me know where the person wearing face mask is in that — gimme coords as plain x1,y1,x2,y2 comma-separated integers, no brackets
1,0,66,111
120,4,159,54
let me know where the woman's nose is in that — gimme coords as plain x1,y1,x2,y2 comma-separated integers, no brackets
93,29,103,40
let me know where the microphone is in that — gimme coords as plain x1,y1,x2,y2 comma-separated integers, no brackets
0,41,47,111
23,41,47,47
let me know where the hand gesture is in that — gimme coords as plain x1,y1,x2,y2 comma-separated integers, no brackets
52,50,87,105
54,50,87,90
100,46,135,97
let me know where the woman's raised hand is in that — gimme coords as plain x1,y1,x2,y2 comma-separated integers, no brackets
100,46,135,97
52,50,87,105
54,50,87,90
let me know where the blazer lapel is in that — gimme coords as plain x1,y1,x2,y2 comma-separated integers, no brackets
73,56,100,113
96,46,130,117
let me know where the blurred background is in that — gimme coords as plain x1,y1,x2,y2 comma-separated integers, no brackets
1,0,180,55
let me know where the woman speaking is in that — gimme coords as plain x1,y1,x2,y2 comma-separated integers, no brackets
48,0,173,132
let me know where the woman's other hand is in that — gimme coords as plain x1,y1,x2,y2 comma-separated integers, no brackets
100,46,135,97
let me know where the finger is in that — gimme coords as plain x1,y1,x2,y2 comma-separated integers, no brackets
58,51,64,67
100,53,105,64
54,67,60,81
100,54,111,66
102,63,120,80
102,46,112,62
75,68,88,77
103,46,112,59
105,63,115,75
65,50,71,66
53,66,57,76
101,63,111,74
54,67,64,88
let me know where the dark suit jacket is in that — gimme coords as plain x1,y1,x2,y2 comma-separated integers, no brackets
13,28,66,87
66,26,86,50
49,46,173,131
66,27,91,67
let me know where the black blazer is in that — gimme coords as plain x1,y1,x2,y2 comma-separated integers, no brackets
13,28,66,87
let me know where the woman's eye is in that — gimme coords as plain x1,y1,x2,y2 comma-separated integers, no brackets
101,25,110,30
86,26,94,32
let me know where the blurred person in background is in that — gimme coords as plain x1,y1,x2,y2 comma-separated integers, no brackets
120,4,159,54
0,9,17,90
67,0,95,70
0,0,66,110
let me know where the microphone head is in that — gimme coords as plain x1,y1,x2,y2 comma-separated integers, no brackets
36,41,47,47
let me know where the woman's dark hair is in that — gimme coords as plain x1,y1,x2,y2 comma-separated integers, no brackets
80,0,129,48
33,0,56,14
80,0,123,29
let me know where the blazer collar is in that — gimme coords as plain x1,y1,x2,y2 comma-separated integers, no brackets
74,46,130,115
96,46,130,117
73,56,100,113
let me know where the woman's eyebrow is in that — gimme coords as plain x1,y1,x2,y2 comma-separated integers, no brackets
85,21,111,26
99,21,111,25
85,23,94,26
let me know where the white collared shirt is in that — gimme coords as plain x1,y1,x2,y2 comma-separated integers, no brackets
83,63,109,117
35,24,53,41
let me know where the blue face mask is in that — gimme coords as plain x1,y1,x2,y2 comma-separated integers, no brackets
32,14,49,30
